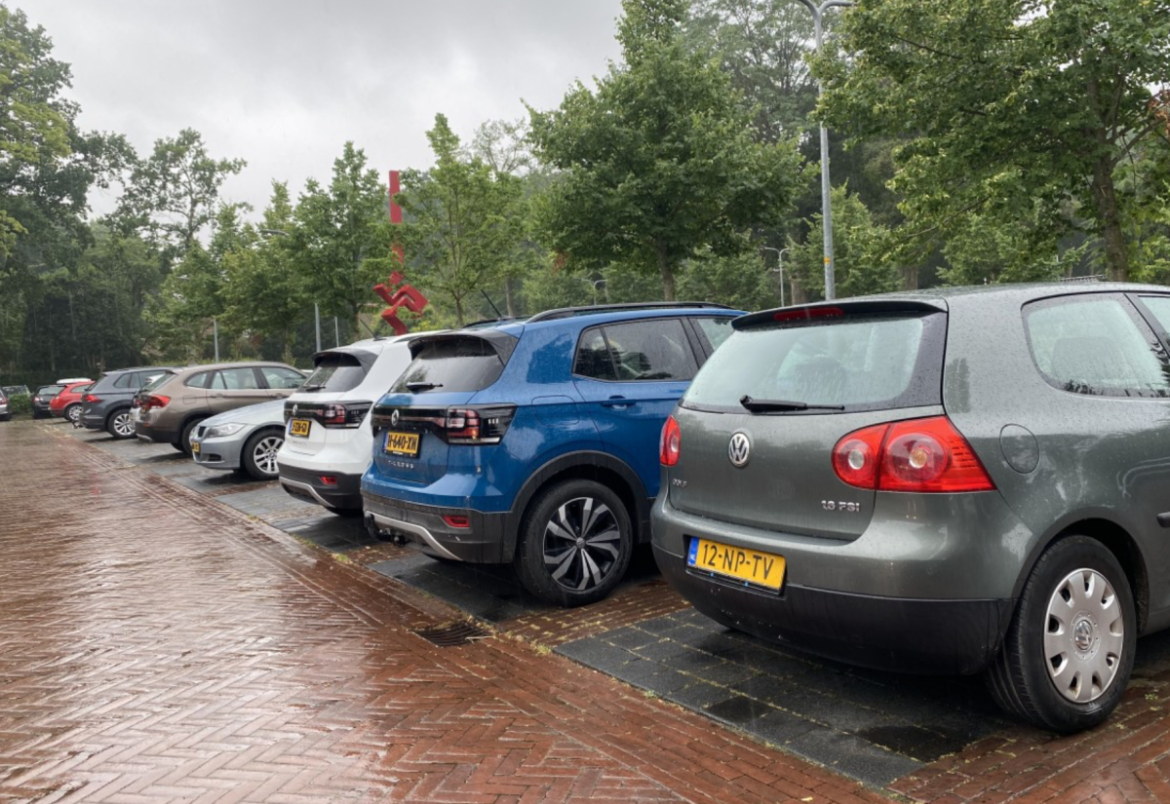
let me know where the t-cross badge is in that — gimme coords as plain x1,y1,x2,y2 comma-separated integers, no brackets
653,284,1170,733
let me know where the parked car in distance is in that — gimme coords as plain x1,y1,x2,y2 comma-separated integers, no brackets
81,367,175,438
135,362,306,455
0,388,9,422
651,283,1170,733
361,302,741,607
2,385,31,397
189,400,287,480
50,381,93,424
277,336,419,514
32,384,71,419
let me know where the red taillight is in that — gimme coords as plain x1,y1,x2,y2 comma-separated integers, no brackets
660,415,681,466
444,406,514,445
140,395,170,412
832,416,995,493
320,402,372,429
84,394,100,403
320,476,338,486
774,306,844,323
442,515,471,529
831,423,887,489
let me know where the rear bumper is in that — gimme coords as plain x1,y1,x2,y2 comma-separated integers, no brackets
654,544,1010,675
134,420,181,445
362,492,508,563
279,464,363,510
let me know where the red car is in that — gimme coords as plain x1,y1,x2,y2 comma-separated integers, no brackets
50,380,93,424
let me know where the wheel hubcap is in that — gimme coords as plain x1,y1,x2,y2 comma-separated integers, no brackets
114,414,133,436
254,436,283,476
1045,568,1124,704
68,407,80,422
542,496,622,592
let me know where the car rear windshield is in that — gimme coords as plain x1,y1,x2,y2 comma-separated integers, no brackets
393,336,506,394
38,385,66,397
682,311,945,413
301,353,369,393
142,373,174,393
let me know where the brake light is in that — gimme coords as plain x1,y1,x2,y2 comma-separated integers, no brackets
320,402,371,429
832,416,995,493
660,415,681,466
84,394,100,404
139,395,170,412
444,406,515,445
442,515,471,528
320,476,338,486
774,306,844,323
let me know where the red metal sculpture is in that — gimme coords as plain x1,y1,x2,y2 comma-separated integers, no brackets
373,270,428,336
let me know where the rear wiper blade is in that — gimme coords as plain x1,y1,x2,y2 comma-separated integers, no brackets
406,381,444,392
299,384,326,392
739,395,845,413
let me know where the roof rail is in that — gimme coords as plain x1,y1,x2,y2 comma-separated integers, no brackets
527,301,733,323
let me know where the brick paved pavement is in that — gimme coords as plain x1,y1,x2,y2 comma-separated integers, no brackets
0,421,891,804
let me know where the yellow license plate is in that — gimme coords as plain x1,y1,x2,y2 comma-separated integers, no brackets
289,419,311,438
687,538,785,590
190,440,200,455
384,430,420,457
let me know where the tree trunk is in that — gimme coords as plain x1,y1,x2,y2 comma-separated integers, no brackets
789,275,809,306
1090,155,1128,282
901,264,919,291
656,247,676,301
454,296,465,327
503,276,516,317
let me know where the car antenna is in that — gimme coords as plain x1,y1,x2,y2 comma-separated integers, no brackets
481,290,503,320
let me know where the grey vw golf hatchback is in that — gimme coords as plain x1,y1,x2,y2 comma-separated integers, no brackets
653,284,1170,732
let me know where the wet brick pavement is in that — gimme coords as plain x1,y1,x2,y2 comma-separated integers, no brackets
6,419,1170,801
0,420,891,804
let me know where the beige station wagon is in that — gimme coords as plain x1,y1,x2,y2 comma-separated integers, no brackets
134,362,305,455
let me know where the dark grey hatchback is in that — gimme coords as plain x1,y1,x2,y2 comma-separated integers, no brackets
653,283,1170,732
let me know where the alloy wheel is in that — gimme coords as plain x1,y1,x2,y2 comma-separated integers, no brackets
252,435,283,477
1044,568,1124,703
542,496,622,592
113,412,134,437
67,406,81,423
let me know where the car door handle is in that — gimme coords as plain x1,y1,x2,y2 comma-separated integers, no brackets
601,396,635,409
209,393,224,399
1158,512,1170,528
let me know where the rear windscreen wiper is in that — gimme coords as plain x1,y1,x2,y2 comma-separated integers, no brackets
406,381,444,392
299,384,326,392
739,395,845,413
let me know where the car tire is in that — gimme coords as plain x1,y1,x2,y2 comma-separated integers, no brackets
106,408,136,439
170,442,186,452
514,479,633,607
65,404,82,424
987,535,1135,733
179,418,205,457
241,428,284,481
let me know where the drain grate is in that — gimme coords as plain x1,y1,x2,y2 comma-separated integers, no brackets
413,621,491,647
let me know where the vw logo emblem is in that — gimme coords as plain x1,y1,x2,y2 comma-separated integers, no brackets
390,409,400,427
291,404,298,416
728,432,751,468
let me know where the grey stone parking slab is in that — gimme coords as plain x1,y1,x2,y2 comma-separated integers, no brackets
369,555,555,622
273,511,380,552
216,485,319,518
556,608,1010,787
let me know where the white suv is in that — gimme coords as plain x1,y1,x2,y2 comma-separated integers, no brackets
277,336,417,513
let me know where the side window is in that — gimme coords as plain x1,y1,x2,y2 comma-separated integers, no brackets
113,372,135,389
261,366,304,389
602,319,698,381
219,367,261,390
694,317,734,352
573,328,617,381
1024,296,1170,397
185,372,210,389
1138,296,1170,341
139,371,167,388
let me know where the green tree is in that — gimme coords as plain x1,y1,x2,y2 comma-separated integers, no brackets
293,142,391,330
117,128,245,265
787,186,901,300
815,0,1170,281
529,0,804,300
221,183,308,359
394,115,524,326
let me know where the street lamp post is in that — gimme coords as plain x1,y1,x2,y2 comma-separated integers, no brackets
761,247,789,308
796,0,852,302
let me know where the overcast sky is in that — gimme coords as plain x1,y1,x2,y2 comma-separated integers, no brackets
25,1,626,218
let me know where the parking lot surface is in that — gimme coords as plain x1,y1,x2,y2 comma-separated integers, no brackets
4,419,1170,802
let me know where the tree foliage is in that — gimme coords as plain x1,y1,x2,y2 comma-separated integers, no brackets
529,0,805,300
395,115,524,326
815,0,1170,281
